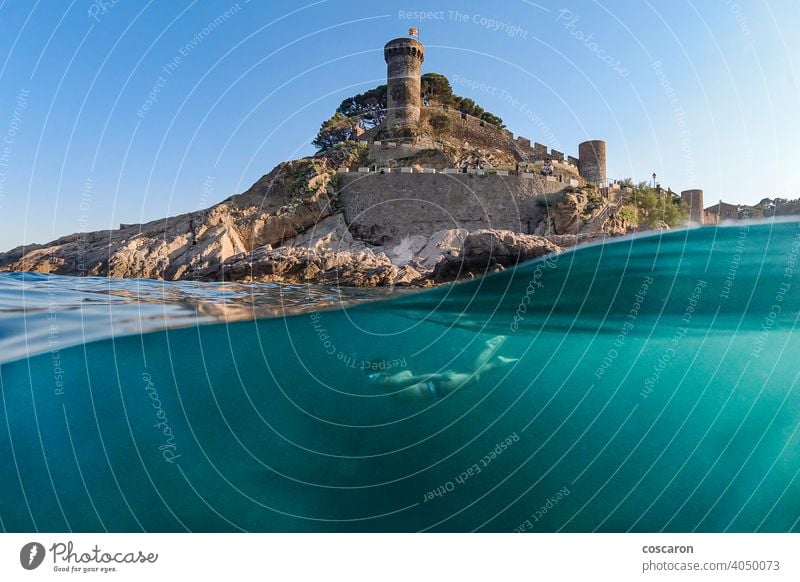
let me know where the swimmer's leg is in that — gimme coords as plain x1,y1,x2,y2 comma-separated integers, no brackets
471,354,518,383
473,335,507,370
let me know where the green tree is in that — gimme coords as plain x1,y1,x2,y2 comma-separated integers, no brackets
480,111,504,127
312,72,505,150
773,197,800,216
421,73,454,104
336,85,387,129
312,113,357,151
626,182,687,227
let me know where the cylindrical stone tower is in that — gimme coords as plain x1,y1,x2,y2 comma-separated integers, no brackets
384,37,424,137
578,140,607,185
681,189,704,224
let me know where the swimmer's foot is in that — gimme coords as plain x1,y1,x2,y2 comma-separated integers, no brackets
485,335,507,350
497,356,519,365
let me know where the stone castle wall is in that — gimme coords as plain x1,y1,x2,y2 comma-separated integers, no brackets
338,172,569,244
370,108,584,177
421,107,518,155
421,108,581,165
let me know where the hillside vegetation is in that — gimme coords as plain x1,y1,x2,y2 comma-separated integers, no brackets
313,73,504,150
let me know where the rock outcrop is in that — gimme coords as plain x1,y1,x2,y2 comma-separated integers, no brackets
432,230,563,282
191,228,562,287
207,244,426,287
534,192,590,236
386,228,468,270
0,156,347,280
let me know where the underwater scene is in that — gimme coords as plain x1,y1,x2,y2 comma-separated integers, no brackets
1,221,799,532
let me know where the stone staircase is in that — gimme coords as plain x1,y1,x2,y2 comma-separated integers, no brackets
582,189,631,234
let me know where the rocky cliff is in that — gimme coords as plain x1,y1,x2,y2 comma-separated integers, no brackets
0,156,344,280
1,140,630,286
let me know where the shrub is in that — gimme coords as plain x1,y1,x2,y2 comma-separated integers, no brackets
428,112,452,134
623,182,687,227
617,205,637,225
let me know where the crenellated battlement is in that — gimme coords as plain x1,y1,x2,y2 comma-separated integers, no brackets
383,39,425,62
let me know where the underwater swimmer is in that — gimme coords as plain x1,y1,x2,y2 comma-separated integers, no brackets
367,335,518,402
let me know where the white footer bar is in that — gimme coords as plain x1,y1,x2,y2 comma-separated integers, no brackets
1,533,796,581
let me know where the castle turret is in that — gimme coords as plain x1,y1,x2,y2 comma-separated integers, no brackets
578,140,607,185
681,189,704,223
384,37,424,137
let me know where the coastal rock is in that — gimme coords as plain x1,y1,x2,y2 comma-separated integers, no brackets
206,227,558,286
387,235,429,265
386,228,468,269
393,265,425,286
207,245,426,287
0,157,343,280
282,213,367,253
552,193,588,235
602,214,628,236
415,229,468,269
432,229,563,282
544,233,607,248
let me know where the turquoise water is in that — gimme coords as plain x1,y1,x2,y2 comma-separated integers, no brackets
2,221,800,532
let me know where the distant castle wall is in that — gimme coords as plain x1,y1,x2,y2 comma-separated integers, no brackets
338,172,568,244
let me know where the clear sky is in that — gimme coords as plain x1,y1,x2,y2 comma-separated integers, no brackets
0,0,798,250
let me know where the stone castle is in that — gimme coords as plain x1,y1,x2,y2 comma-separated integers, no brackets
338,34,733,234
377,36,607,185
334,35,624,244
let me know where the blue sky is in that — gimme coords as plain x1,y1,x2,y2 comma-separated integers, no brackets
0,0,798,249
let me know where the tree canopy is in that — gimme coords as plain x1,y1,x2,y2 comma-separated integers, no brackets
336,85,387,130
619,181,688,228
313,72,505,151
311,113,358,151
745,196,800,217
421,73,505,127
421,72,453,104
